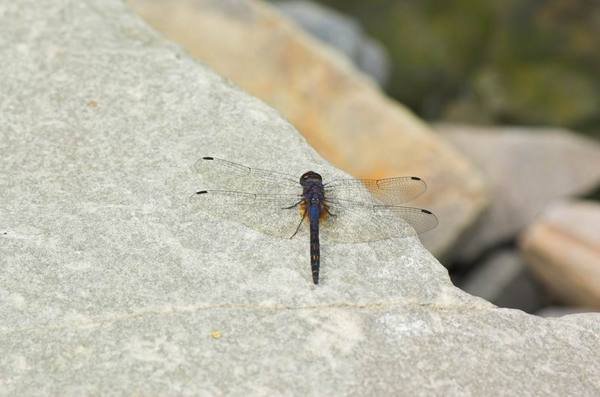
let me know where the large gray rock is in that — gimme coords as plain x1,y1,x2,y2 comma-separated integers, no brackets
276,0,390,86
439,124,600,263
1,1,599,395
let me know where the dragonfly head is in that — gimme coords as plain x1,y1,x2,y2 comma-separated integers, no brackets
300,171,322,186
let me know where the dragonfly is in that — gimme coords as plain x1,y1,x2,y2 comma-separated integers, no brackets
190,157,438,284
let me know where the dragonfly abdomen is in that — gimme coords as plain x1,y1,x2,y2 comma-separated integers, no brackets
309,203,321,284
300,172,326,285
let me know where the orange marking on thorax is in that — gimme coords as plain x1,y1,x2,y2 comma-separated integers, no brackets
299,200,307,217
320,202,330,221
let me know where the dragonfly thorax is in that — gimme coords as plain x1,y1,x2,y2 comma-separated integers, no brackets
300,171,325,207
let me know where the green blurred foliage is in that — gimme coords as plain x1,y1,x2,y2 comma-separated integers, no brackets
318,0,600,136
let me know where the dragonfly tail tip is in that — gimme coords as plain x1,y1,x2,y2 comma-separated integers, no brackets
312,273,319,284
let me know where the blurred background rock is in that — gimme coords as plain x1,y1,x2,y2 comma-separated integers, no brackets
128,0,599,315
275,1,391,87
290,0,600,137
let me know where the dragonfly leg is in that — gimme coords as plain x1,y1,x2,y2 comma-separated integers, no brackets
282,200,303,210
289,208,307,239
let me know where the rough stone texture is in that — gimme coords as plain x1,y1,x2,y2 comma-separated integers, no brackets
458,249,547,313
127,0,488,257
439,124,600,263
520,201,600,309
1,1,600,395
276,0,390,86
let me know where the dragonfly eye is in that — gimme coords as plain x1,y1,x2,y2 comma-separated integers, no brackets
300,172,310,184
300,171,322,184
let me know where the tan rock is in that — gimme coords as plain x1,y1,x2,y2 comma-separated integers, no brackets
439,124,600,263
520,201,600,309
127,0,487,256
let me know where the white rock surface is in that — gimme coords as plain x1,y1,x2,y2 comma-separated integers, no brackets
1,1,599,395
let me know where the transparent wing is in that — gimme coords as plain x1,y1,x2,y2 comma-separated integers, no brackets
188,189,305,238
320,199,438,243
324,176,426,206
191,157,437,242
194,157,299,193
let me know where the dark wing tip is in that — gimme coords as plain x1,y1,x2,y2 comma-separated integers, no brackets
421,209,432,214
196,190,208,194
411,176,422,181
202,156,214,160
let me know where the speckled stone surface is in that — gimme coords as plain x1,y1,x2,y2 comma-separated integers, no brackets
0,1,599,395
